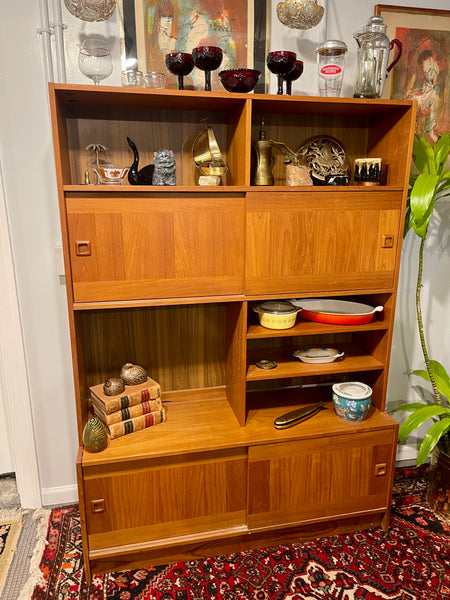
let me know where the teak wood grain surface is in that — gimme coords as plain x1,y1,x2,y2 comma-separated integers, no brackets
48,84,416,578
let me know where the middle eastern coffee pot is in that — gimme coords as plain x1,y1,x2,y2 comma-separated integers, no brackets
353,15,402,99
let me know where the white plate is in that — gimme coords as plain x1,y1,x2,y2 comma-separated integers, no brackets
293,348,344,364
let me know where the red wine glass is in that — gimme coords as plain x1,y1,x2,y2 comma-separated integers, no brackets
192,46,223,91
283,60,304,95
267,51,297,95
165,52,194,90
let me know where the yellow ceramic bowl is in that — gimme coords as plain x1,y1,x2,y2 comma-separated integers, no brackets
253,301,301,330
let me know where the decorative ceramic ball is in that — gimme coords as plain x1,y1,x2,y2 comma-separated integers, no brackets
82,417,108,453
103,377,125,396
120,362,147,386
332,382,372,422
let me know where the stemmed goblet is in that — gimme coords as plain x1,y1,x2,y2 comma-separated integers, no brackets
267,51,297,95
165,52,194,90
192,46,223,91
78,44,113,85
283,60,304,95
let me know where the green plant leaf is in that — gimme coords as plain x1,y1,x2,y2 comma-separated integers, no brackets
412,360,450,400
412,135,432,175
392,402,429,413
398,405,450,442
409,173,440,237
417,418,450,465
434,133,450,176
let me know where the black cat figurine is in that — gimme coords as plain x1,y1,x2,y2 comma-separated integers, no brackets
127,137,154,185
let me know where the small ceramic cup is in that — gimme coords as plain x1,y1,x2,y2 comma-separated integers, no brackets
332,382,372,422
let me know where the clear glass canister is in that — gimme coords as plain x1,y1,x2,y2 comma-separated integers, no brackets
316,40,347,97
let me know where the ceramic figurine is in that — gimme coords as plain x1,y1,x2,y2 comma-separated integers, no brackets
152,149,176,186
127,137,154,185
120,362,147,385
82,417,108,453
103,377,125,396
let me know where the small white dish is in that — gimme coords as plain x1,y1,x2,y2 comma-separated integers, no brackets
293,347,344,364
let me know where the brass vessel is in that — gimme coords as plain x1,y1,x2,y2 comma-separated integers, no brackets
192,125,228,177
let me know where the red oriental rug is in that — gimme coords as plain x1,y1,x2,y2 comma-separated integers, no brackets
31,466,449,600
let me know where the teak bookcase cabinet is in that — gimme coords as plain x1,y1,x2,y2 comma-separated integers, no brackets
48,84,416,579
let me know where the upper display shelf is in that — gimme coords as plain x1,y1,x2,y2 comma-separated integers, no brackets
50,83,414,117
48,84,416,189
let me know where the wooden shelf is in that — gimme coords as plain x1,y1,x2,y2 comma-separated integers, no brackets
63,184,405,193
247,318,389,339
246,343,384,381
81,386,396,467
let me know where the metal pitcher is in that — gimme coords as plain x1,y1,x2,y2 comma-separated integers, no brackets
353,15,402,99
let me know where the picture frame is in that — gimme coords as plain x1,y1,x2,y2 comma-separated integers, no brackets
374,5,450,142
118,0,271,92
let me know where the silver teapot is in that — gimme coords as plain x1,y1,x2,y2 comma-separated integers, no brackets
353,15,402,99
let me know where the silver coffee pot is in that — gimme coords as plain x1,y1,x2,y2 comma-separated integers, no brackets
353,15,402,99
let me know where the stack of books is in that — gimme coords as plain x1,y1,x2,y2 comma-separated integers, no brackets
89,377,166,439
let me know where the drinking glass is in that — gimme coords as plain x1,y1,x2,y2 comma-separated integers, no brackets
165,52,194,90
192,46,223,91
267,51,297,95
144,72,166,88
283,60,304,95
78,45,113,85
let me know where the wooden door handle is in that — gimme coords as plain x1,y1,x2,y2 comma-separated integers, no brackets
374,463,387,477
75,241,91,256
381,235,394,248
91,499,105,513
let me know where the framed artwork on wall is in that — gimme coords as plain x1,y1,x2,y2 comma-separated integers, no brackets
119,0,270,91
374,5,450,143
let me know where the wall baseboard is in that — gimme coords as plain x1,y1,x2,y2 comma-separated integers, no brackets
396,444,419,464
41,484,78,508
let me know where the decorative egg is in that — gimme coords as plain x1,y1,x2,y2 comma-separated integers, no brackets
103,377,125,396
82,417,108,453
120,362,147,385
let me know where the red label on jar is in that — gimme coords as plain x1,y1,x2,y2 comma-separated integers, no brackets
320,65,342,75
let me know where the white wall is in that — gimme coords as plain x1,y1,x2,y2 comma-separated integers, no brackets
0,0,448,506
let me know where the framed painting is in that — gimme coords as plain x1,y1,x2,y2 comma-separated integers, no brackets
119,0,270,92
374,5,450,143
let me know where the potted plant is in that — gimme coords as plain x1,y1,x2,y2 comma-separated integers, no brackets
394,132,450,520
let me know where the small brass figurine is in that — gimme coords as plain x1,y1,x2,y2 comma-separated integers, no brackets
120,362,147,385
103,377,125,396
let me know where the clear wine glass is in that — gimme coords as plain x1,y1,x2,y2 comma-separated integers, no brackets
192,46,223,91
165,52,194,90
267,51,297,95
78,45,113,85
283,60,304,95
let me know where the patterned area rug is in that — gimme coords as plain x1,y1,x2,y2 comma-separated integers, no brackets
31,466,450,600
0,508,24,597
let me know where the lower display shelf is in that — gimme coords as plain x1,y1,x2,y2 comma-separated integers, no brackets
81,385,397,467
246,342,384,381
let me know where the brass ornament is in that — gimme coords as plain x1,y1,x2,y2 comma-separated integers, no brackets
277,0,324,30
120,363,147,386
298,136,348,182
82,417,108,453
64,0,116,22
103,377,125,396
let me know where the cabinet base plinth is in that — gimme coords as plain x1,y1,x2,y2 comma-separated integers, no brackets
87,512,388,579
